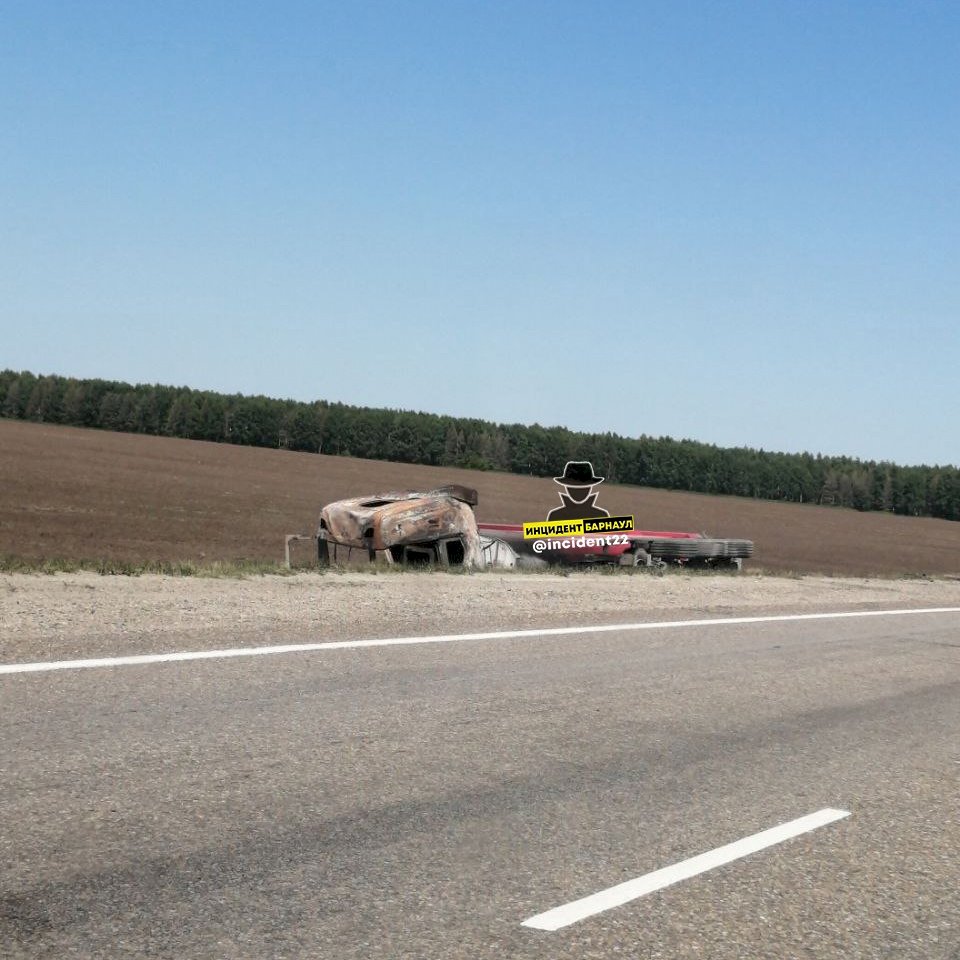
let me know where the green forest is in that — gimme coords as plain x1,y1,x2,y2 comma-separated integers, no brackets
2,370,958,521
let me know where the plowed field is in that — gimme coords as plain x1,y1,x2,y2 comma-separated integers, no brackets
1,419,959,576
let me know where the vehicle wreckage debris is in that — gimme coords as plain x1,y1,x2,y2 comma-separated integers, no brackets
311,486,754,571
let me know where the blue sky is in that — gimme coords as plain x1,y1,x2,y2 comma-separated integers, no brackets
2,1,958,466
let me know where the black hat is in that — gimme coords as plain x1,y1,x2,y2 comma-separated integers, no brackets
554,461,604,485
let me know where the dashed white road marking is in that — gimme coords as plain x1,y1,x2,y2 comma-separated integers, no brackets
522,807,851,931
1,607,958,676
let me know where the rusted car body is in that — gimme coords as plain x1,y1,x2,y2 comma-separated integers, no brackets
318,484,485,567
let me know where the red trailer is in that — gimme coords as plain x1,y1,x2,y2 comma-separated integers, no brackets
477,523,752,569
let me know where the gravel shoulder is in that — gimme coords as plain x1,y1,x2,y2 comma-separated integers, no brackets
3,570,960,664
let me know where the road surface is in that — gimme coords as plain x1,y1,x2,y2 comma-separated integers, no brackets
2,608,958,958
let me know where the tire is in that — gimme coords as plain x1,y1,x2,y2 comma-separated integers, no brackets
650,538,702,560
720,539,754,558
694,539,726,559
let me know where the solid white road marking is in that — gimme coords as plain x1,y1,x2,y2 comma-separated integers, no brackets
522,807,851,931
1,607,958,677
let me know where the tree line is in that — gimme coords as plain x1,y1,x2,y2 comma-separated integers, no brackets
2,369,958,521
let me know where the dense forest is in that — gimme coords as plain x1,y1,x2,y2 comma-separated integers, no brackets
2,370,958,521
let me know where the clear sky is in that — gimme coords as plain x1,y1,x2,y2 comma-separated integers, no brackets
2,1,958,467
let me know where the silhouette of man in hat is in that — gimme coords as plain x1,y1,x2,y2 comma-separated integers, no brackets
547,461,610,521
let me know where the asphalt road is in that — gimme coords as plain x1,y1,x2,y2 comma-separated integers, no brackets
2,610,959,959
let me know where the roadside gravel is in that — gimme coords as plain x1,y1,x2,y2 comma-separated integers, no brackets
3,569,960,664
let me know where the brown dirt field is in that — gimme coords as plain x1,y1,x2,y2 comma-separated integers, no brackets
1,419,959,576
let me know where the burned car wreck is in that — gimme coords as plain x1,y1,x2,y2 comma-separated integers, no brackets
317,484,491,568
315,485,751,571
